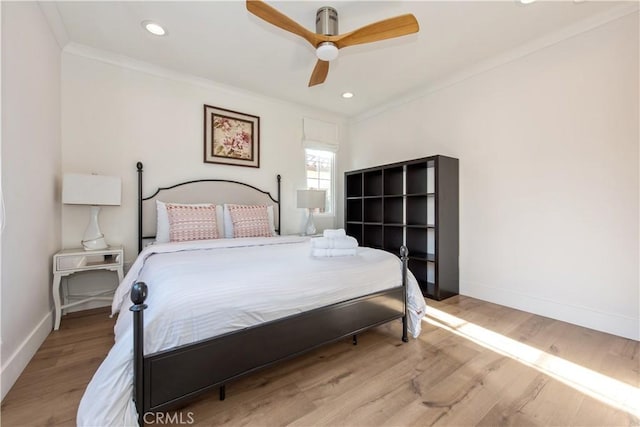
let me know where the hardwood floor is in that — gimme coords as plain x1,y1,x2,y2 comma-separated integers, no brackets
1,296,638,426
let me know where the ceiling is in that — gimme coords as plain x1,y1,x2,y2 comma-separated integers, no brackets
48,1,635,117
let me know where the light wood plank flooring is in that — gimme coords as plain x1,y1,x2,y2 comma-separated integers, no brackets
1,296,638,426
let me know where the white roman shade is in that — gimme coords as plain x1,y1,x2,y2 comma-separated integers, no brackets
302,118,339,152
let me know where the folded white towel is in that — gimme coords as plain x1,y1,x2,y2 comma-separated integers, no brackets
311,236,358,249
323,229,346,239
311,248,357,257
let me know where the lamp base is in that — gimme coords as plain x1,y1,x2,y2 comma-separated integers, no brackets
82,206,109,250
82,236,108,251
303,210,317,236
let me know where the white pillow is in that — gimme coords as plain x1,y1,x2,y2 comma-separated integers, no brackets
156,201,224,243
223,204,276,238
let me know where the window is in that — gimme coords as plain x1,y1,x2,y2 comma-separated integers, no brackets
305,148,334,214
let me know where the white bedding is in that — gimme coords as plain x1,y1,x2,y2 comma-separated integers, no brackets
77,236,426,426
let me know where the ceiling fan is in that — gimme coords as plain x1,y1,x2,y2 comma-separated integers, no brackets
246,0,419,87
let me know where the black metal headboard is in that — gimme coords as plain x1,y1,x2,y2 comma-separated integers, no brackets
136,162,281,253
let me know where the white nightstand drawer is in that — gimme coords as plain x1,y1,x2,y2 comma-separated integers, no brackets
54,247,123,273
57,255,87,271
56,253,122,271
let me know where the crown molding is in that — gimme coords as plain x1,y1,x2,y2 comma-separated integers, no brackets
38,2,69,49
63,43,252,99
62,43,347,121
352,3,640,124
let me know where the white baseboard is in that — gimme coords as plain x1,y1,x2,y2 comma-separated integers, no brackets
1,311,52,401
462,281,639,341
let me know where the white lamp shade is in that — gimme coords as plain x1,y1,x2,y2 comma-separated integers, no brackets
297,189,326,209
62,173,121,206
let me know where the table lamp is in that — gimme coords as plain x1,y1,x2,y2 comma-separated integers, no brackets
297,189,326,236
62,173,121,250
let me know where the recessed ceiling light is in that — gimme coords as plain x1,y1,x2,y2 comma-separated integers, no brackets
341,92,354,99
518,0,536,4
142,20,166,36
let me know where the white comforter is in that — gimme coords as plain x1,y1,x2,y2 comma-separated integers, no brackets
77,236,426,426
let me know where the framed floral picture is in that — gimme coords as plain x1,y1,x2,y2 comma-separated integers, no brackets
204,105,260,168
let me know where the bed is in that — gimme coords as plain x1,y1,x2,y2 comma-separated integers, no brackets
77,162,426,426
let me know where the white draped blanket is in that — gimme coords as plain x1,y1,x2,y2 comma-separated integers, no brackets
78,236,426,426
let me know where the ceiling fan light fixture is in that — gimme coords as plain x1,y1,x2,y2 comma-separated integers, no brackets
142,20,167,36
316,42,339,62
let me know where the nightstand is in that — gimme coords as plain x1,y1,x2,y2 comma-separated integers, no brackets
52,246,124,330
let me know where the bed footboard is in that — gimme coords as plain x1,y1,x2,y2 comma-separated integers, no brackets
130,246,410,423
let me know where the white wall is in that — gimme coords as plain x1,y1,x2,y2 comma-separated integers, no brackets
1,2,62,399
347,13,639,339
61,49,347,267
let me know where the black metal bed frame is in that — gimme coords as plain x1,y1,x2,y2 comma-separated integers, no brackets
130,162,409,425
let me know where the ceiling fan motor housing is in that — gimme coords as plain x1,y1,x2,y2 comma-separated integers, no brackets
316,6,338,35
315,6,339,61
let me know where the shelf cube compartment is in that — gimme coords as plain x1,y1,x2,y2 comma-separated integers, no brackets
406,227,435,258
363,170,383,196
346,199,362,222
363,198,383,223
406,162,426,194
346,174,363,198
362,225,383,249
405,195,435,226
383,166,404,195
383,226,404,255
383,196,403,224
408,259,436,296
346,223,363,246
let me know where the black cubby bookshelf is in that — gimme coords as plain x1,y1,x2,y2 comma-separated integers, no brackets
344,155,459,300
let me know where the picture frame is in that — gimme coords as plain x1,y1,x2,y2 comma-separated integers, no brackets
204,104,260,168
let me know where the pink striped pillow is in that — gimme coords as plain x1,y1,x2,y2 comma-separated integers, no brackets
227,204,272,238
166,203,219,242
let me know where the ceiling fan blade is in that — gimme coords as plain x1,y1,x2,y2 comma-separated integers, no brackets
333,14,419,49
246,0,321,47
308,60,330,87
